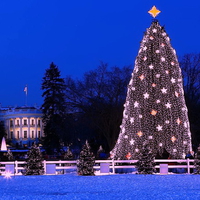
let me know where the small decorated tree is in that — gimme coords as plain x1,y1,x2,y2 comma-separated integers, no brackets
96,145,106,159
6,149,14,161
24,143,44,175
64,147,74,160
135,142,156,174
77,141,95,176
194,146,200,174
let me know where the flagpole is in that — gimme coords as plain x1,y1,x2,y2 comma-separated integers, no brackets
24,85,28,106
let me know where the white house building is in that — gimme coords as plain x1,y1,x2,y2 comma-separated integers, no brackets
0,105,43,148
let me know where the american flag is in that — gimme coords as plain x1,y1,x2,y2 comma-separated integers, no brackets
24,85,28,95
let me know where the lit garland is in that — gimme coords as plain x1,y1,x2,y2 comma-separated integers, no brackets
111,18,192,159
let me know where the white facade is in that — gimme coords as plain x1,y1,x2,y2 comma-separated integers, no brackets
0,106,43,147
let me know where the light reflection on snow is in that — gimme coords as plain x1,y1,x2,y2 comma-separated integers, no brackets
3,171,12,179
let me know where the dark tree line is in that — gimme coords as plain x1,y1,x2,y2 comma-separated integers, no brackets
41,54,200,154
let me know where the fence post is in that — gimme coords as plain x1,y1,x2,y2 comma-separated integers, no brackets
15,160,18,174
112,159,115,174
43,160,46,174
187,158,190,174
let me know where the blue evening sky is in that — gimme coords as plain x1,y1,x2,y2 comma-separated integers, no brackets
0,0,200,107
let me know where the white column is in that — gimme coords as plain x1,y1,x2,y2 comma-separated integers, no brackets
28,117,30,140
35,117,37,139
7,119,11,139
20,118,22,140
40,118,43,138
13,118,16,139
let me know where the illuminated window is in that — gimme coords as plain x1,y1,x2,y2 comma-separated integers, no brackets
38,131,41,138
24,131,27,138
24,119,27,126
32,131,34,138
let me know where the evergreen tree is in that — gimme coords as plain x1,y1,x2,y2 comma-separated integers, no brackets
194,146,200,174
24,143,44,175
112,15,191,159
135,142,156,174
96,145,106,159
64,147,73,160
6,149,14,161
41,62,66,153
77,141,95,176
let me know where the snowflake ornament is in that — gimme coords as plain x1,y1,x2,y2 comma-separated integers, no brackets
143,46,147,51
165,102,171,108
130,117,134,123
161,88,167,93
130,139,135,145
143,93,149,99
134,101,139,108
152,28,157,33
171,78,176,83
149,64,154,69
161,57,165,62
156,125,163,131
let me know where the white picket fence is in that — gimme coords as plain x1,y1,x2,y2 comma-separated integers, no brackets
0,159,195,175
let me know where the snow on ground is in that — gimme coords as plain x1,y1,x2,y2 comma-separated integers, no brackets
1,173,200,200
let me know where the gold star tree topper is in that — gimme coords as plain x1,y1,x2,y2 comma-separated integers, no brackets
148,6,161,18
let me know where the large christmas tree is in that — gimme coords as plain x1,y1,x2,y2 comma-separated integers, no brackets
112,6,192,159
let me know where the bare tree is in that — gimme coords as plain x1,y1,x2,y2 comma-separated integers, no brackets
65,62,132,152
180,53,200,104
179,53,200,149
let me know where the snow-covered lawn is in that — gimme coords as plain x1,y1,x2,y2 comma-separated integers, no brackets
1,173,200,200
